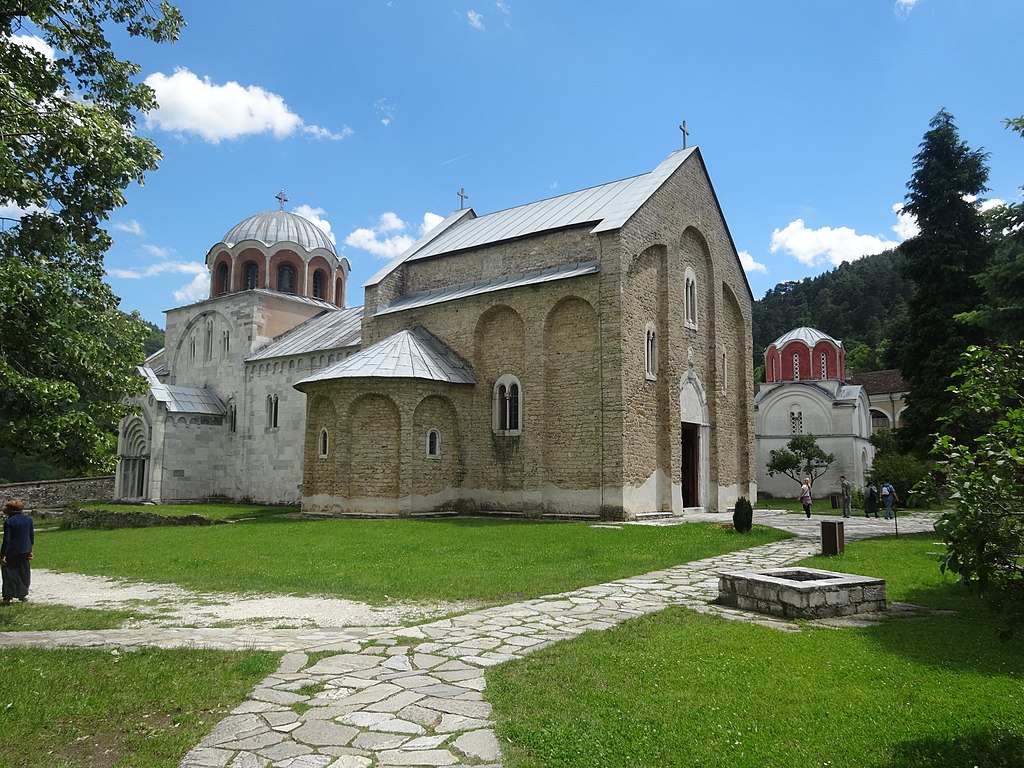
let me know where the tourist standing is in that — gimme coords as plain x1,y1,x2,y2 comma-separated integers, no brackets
880,479,899,520
864,482,879,517
798,477,813,518
840,474,852,518
1,499,34,604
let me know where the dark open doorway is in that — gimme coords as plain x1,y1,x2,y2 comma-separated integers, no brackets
681,423,699,507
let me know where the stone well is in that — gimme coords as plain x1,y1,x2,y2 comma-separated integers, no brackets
717,567,886,619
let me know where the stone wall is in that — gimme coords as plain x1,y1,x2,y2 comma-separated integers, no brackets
0,476,115,511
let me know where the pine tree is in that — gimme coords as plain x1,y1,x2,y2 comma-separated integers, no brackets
896,109,992,453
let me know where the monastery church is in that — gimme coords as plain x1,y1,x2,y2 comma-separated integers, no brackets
116,147,757,519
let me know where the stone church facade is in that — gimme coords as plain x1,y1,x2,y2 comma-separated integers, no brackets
297,148,756,518
117,147,757,518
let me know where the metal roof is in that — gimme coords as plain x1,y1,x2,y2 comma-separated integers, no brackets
218,209,337,255
365,148,696,288
149,382,226,415
296,326,476,386
248,306,363,361
771,326,841,349
376,261,600,316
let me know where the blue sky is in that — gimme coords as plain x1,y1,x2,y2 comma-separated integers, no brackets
12,0,1024,327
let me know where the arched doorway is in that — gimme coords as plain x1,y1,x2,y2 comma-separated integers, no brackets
679,352,709,510
119,418,150,500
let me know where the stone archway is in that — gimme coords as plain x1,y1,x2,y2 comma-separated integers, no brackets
118,417,150,500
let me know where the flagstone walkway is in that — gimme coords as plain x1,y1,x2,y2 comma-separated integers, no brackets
0,511,939,768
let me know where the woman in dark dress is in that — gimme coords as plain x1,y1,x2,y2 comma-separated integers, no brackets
1,498,34,604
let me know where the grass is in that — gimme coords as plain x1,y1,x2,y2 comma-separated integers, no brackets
0,602,136,632
0,647,280,768
74,502,298,522
486,533,1024,768
37,518,791,603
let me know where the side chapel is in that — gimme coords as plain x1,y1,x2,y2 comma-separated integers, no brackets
116,147,757,518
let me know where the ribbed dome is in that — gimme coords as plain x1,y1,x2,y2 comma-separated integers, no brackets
771,326,839,348
221,210,336,255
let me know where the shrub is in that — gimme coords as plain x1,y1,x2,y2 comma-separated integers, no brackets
733,496,753,534
868,451,931,508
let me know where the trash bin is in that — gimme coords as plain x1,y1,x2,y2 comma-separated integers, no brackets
830,494,840,509
821,520,845,555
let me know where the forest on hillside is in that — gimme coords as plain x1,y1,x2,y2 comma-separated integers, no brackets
752,249,914,377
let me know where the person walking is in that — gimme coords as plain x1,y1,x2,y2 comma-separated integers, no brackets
798,477,813,518
864,482,879,518
840,474,852,518
880,479,899,520
1,498,34,604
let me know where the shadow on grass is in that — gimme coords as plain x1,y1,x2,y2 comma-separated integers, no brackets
874,728,1024,768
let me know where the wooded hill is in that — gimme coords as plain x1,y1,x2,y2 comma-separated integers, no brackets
752,249,914,377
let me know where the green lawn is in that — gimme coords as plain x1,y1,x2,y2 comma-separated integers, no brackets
486,533,1024,768
37,518,790,603
0,602,135,631
0,648,279,768
75,501,298,522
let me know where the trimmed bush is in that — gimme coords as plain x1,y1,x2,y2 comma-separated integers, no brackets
733,496,753,533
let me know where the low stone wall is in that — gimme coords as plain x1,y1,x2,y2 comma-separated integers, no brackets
59,509,214,530
0,476,115,511
718,567,887,619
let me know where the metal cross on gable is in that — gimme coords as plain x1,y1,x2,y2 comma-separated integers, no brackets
458,187,469,210
679,119,689,149
275,188,288,210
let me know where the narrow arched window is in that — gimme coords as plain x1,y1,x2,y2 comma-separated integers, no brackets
335,276,345,306
820,351,828,379
277,263,296,293
243,261,259,290
770,357,777,382
228,403,237,433
793,353,800,381
216,262,229,295
645,323,658,380
493,374,522,435
189,335,196,361
205,320,214,362
790,409,803,435
684,267,698,330
426,428,441,458
721,351,728,395
312,270,326,300
319,428,329,457
267,394,279,428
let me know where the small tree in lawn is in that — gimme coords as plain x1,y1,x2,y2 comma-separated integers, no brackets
766,434,835,488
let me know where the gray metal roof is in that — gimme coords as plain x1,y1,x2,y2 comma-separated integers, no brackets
218,209,336,255
296,326,476,386
149,382,226,415
248,306,363,361
771,326,841,349
365,148,696,288
376,260,600,316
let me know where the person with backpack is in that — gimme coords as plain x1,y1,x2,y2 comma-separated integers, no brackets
880,479,899,520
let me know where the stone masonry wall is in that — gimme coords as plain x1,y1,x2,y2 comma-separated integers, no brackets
0,476,115,511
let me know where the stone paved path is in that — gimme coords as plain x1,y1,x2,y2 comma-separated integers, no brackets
0,511,939,768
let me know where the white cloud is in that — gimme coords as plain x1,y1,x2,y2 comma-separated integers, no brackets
144,68,351,143
107,260,204,280
496,0,510,13
890,202,920,241
739,250,768,274
770,219,898,268
895,0,920,17
174,272,212,303
113,219,145,236
0,200,45,219
142,243,173,259
467,10,484,29
292,204,337,245
345,211,443,259
375,98,396,127
13,33,54,60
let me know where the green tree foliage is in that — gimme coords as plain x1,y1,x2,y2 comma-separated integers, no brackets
896,109,992,454
1,1,183,473
932,343,1024,635
866,428,930,509
766,434,835,486
752,249,911,373
956,118,1024,341
140,320,165,357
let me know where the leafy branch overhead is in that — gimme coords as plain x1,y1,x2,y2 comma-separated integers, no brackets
0,1,183,473
766,434,835,485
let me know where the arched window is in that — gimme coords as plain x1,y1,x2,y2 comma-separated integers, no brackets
335,276,345,307
820,351,828,379
243,261,259,290
189,335,196,361
426,428,441,458
221,329,230,358
493,374,522,435
793,353,800,381
312,270,326,300
267,394,279,428
645,323,658,380
277,263,296,294
216,262,229,295
228,402,237,433
721,350,728,395
318,429,329,457
684,267,698,330
790,408,803,435
204,320,213,362
771,357,777,382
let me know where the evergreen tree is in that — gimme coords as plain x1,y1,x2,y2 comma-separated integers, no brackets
895,109,992,453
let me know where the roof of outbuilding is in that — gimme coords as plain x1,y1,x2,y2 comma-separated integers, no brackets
846,369,907,394
365,147,698,288
248,306,363,361
296,326,476,386
149,382,226,415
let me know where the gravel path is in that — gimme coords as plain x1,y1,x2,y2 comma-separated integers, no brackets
29,568,480,629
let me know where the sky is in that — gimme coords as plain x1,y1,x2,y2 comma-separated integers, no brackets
9,0,1024,327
